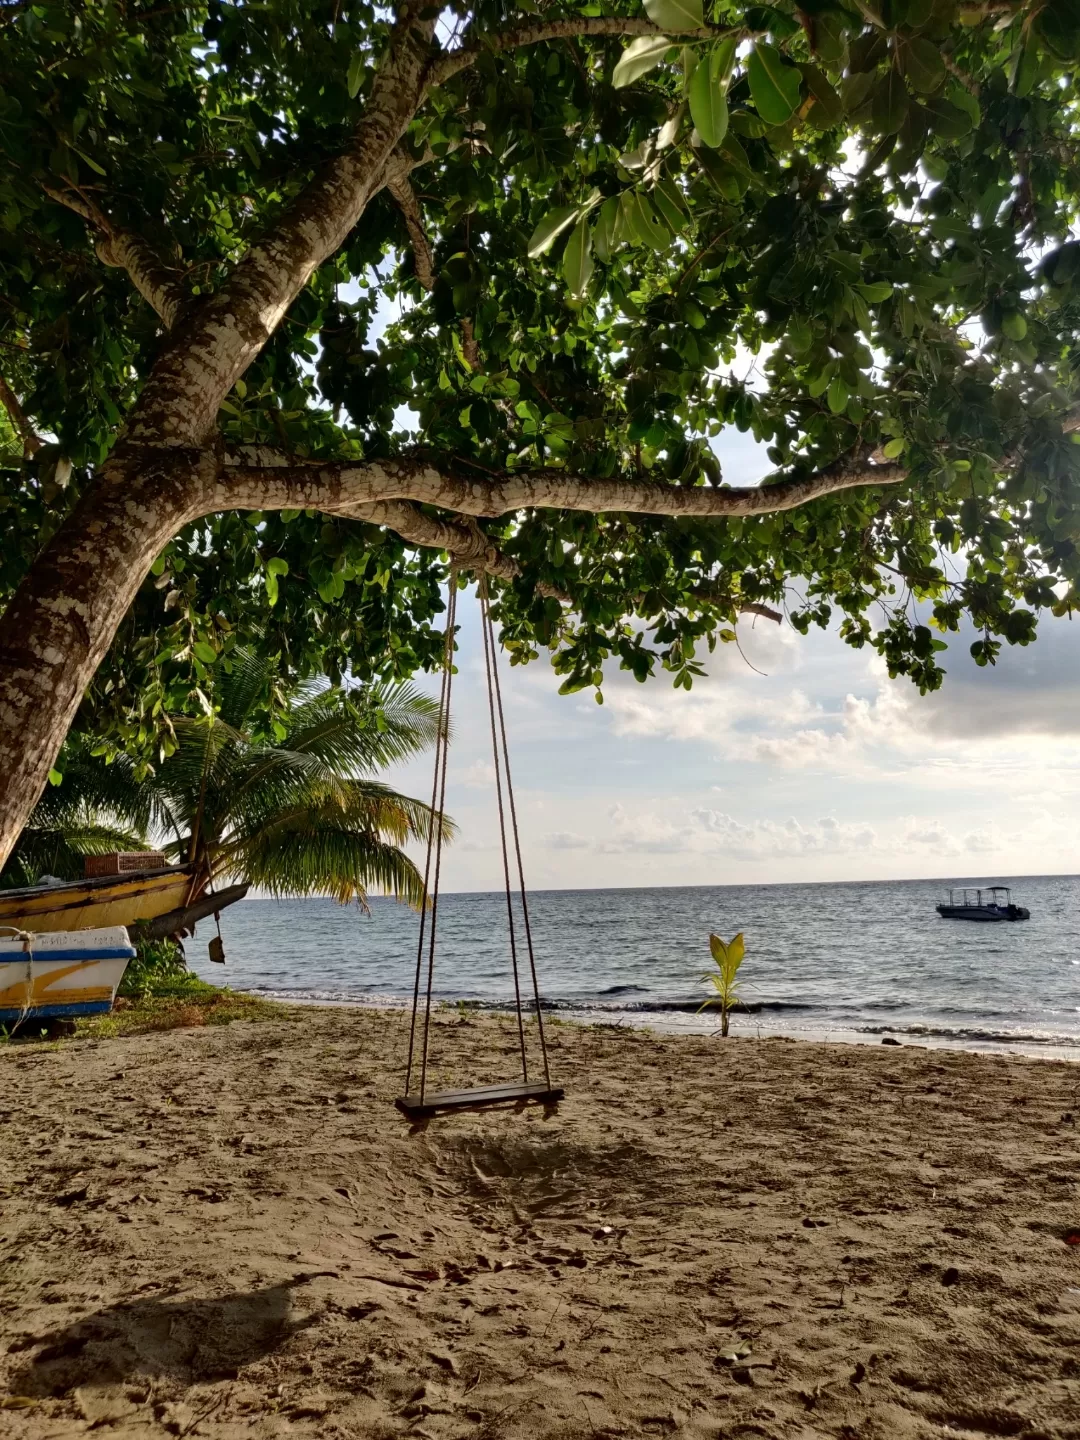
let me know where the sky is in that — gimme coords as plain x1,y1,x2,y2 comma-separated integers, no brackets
379,422,1080,894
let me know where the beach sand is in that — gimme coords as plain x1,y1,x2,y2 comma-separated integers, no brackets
1,1007,1079,1439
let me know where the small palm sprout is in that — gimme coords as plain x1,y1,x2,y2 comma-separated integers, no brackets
698,932,746,1038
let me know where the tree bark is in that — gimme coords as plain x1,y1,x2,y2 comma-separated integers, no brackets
0,449,214,867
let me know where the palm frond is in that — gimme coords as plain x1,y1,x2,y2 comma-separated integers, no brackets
216,649,278,730
1,815,147,888
15,651,450,908
281,682,444,774
226,812,428,909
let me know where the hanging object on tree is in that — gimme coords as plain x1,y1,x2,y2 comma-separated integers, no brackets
396,573,563,1122
208,910,225,964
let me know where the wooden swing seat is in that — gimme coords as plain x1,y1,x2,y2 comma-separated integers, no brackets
395,1080,564,1120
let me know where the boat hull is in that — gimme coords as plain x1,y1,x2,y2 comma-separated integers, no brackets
936,905,1029,922
0,927,136,1026
0,867,193,933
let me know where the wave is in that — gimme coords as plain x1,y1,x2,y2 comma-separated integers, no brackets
851,1021,1080,1049
242,985,1080,1053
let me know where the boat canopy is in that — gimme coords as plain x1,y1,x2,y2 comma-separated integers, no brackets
942,886,1012,907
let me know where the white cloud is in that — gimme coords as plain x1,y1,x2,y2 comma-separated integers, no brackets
588,804,879,860
458,760,497,789
689,809,878,859
382,584,1080,890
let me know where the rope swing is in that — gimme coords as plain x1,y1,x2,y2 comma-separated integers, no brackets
396,573,563,1121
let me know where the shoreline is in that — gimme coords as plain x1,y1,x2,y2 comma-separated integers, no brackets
3,1005,1079,1438
198,984,1080,1063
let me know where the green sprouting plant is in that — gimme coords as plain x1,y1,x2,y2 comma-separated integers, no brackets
699,932,746,1038
119,938,200,1000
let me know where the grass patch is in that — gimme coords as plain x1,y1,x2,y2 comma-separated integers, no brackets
76,978,294,1038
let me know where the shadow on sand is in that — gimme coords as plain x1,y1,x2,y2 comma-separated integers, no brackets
12,1278,321,1396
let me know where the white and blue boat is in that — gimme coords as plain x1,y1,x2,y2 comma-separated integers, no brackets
0,926,136,1029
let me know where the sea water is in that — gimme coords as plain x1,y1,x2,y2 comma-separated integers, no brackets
193,875,1080,1058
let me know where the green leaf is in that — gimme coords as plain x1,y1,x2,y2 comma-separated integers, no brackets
1001,310,1027,341
347,52,365,100
644,0,703,32
903,37,946,94
923,94,972,139
788,315,813,353
882,437,906,458
528,207,579,258
807,361,834,398
193,642,217,664
747,44,802,126
800,63,843,129
851,288,872,333
613,34,673,87
841,70,876,115
711,36,738,84
1034,4,1080,60
857,280,893,302
48,768,63,787
69,145,106,177
947,81,980,130
827,375,849,413
593,195,621,262
652,178,689,232
622,192,670,250
1011,41,1039,98
872,70,909,135
658,101,686,148
562,218,594,299
812,12,847,63
689,60,729,147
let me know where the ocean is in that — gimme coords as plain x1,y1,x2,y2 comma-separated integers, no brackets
192,874,1080,1058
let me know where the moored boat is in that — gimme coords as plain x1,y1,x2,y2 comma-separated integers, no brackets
0,926,136,1028
0,864,195,934
936,886,1030,922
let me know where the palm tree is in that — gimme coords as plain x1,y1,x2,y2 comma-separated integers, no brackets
5,653,451,909
0,795,146,889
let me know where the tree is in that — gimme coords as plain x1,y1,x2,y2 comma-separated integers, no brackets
1,0,1078,870
4,659,451,908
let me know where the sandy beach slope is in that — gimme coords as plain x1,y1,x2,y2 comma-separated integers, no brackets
1,1007,1079,1438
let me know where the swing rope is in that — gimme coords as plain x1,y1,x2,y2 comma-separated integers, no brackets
404,571,458,1102
479,574,552,1090
401,571,554,1110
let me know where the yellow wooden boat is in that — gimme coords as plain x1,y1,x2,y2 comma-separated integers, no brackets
0,866,195,934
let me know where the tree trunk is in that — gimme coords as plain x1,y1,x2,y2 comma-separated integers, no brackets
0,450,208,867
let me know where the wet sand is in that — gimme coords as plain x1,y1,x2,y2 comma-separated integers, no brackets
1,1007,1079,1438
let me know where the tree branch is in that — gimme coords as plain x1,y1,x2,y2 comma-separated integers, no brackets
223,468,779,620
216,451,907,521
123,13,439,447
0,374,42,457
431,17,731,86
41,183,187,328
385,159,436,292
213,449,899,618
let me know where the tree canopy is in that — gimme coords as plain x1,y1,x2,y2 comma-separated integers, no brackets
2,659,450,907
0,0,1078,864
